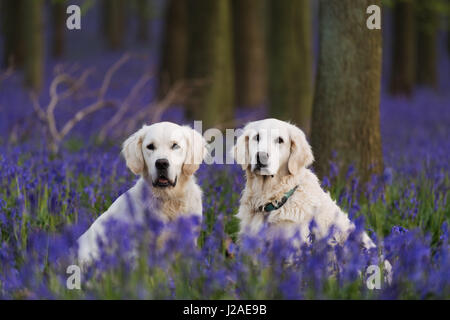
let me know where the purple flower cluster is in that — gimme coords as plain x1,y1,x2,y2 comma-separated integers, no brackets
0,148,448,298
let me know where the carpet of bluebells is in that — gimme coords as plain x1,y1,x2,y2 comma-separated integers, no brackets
1,45,450,299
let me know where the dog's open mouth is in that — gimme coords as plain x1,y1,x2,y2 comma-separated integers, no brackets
252,166,272,176
153,175,177,188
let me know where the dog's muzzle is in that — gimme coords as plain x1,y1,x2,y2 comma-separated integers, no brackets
153,159,177,188
253,152,270,173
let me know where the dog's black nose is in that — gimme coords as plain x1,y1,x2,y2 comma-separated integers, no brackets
256,152,269,166
155,159,169,170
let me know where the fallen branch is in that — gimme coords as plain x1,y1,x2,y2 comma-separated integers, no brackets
98,54,131,100
29,53,131,153
59,100,116,139
26,53,202,151
122,80,194,136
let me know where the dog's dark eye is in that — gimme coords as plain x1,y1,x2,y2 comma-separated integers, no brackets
171,143,180,150
253,134,260,142
276,137,284,144
147,143,155,150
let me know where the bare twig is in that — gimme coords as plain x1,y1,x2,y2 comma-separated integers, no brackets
26,53,201,152
119,78,207,137
59,68,94,100
0,66,14,85
151,81,187,122
29,92,47,122
122,80,193,136
29,53,132,153
59,100,116,139
98,53,131,100
97,71,152,142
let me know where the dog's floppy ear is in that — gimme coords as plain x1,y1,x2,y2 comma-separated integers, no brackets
288,124,314,175
232,128,251,170
122,126,147,175
182,126,206,176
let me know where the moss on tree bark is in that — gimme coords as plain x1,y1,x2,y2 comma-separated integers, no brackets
23,0,44,92
159,0,188,97
186,0,235,129
268,0,313,135
233,0,267,109
52,1,66,58
311,0,384,181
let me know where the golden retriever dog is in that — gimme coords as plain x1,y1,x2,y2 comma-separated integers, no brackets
232,118,377,250
77,122,206,264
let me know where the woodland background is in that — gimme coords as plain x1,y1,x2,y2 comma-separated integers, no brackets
0,0,449,299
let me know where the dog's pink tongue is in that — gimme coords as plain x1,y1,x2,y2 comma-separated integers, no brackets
159,178,168,183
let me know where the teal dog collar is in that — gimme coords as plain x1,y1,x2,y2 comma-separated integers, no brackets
258,185,299,213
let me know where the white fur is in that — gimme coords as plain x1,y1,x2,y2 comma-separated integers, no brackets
77,122,206,264
232,118,375,248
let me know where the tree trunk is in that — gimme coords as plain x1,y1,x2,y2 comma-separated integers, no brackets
311,0,384,181
137,0,151,43
232,0,267,109
186,0,235,129
102,0,127,50
416,1,438,89
23,0,44,92
158,0,188,97
52,1,66,58
1,0,24,68
268,0,313,135
389,0,416,96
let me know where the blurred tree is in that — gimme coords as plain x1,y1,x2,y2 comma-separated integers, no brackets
23,0,44,92
416,0,439,89
186,0,235,129
136,0,151,43
390,0,416,96
1,0,25,68
159,0,188,97
52,0,66,58
311,0,384,181
232,0,267,109
268,0,313,135
102,0,127,50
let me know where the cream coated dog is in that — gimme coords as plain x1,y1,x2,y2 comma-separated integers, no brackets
232,118,376,249
77,122,206,263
